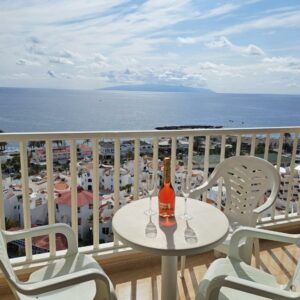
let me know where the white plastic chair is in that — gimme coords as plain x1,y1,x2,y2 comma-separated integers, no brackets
181,156,280,276
196,227,300,300
0,223,117,300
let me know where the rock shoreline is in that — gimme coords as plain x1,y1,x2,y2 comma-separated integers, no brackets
155,125,223,130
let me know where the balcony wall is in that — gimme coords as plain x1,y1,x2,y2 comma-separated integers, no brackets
0,126,300,271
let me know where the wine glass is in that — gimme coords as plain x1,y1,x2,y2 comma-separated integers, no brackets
180,174,192,220
144,172,157,216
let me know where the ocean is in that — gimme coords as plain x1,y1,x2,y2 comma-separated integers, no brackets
0,87,300,133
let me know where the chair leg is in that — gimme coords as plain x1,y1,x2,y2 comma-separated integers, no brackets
213,249,224,259
94,279,115,300
254,238,260,268
180,256,186,278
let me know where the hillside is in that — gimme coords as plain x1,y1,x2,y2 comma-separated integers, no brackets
99,84,215,94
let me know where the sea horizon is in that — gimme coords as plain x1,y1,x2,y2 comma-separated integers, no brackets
1,86,300,97
0,87,300,134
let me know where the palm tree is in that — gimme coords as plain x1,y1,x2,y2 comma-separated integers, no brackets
53,140,63,148
83,139,91,146
0,130,7,152
284,132,292,153
28,141,45,150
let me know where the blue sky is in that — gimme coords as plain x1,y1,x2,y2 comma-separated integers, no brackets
0,0,300,94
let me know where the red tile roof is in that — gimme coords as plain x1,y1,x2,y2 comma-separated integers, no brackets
32,233,68,251
8,226,68,251
56,186,96,208
54,181,69,191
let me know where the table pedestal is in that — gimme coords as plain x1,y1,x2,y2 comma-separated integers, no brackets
113,198,229,300
161,256,178,300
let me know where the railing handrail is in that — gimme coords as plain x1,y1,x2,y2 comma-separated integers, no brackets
1,126,300,142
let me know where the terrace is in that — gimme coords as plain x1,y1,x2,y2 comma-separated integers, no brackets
1,126,300,299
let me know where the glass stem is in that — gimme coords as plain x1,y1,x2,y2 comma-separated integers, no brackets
184,197,187,215
149,195,152,211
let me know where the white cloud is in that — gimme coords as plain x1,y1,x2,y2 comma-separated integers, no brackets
0,73,31,80
49,56,74,65
13,73,31,79
0,1,299,93
98,65,207,88
27,36,41,44
177,37,197,45
265,6,300,14
287,82,300,88
197,3,243,20
263,56,300,73
27,44,47,56
61,73,73,79
205,36,265,56
215,10,300,36
205,37,231,49
244,44,265,56
94,53,107,62
178,10,300,45
197,62,243,78
47,70,57,78
16,58,40,66
55,50,79,59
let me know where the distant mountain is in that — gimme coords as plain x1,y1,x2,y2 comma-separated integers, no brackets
99,84,215,94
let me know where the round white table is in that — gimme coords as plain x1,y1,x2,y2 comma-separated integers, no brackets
112,197,229,300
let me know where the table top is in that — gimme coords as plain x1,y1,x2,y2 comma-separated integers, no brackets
112,197,229,256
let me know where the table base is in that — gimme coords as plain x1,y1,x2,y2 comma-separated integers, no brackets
161,256,178,300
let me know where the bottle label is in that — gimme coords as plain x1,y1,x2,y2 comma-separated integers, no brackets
159,203,171,210
164,157,171,183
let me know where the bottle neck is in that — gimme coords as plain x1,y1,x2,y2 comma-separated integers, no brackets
164,159,171,184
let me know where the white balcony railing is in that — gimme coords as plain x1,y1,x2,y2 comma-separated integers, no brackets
0,126,300,267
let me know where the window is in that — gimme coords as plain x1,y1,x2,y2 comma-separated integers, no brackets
77,207,81,213
78,218,82,225
89,203,93,209
102,227,109,235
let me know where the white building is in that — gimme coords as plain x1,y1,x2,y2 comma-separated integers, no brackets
19,191,48,226
100,167,133,191
79,171,93,191
99,140,152,159
3,189,20,225
99,197,114,243
55,186,99,239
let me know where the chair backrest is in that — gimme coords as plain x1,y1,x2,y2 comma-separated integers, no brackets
203,156,280,226
0,230,17,288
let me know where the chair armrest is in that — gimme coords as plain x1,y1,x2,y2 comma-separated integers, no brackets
253,199,273,215
205,275,298,300
190,172,220,199
253,169,280,215
228,227,300,260
253,191,278,215
15,268,111,297
190,180,211,199
2,223,78,255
